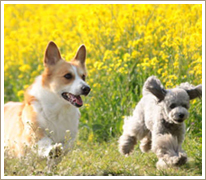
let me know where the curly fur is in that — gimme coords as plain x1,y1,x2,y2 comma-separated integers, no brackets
119,76,202,169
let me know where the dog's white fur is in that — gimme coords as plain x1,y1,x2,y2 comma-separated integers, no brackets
119,76,202,169
29,75,80,156
4,41,90,168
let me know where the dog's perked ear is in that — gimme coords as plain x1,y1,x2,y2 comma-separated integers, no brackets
73,45,86,66
178,83,202,100
44,41,62,66
144,76,167,101
186,84,202,100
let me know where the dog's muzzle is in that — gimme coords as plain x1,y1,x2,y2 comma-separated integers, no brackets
174,113,187,123
62,85,90,107
170,107,189,124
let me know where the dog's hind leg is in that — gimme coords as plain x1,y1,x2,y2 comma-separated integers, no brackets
119,104,148,155
118,134,137,155
140,132,152,153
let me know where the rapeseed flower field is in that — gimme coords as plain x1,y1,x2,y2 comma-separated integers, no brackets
4,4,202,141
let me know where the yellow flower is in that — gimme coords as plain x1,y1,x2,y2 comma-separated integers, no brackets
88,132,94,142
94,62,104,70
150,57,158,66
123,53,130,62
17,90,24,98
173,61,179,68
157,68,163,74
19,64,31,72
23,84,29,90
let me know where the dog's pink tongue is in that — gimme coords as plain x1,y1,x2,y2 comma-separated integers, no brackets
75,95,83,106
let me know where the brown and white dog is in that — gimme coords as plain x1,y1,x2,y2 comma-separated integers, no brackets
4,41,90,165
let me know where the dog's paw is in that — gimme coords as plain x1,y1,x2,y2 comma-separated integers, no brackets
47,143,63,170
170,152,187,166
140,139,151,153
156,158,168,169
48,143,63,159
174,152,187,166
156,156,180,169
156,153,187,169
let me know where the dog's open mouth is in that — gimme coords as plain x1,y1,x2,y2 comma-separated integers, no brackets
174,118,185,123
62,92,83,107
176,119,184,123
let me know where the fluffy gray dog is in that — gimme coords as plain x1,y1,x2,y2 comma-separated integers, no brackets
119,76,202,169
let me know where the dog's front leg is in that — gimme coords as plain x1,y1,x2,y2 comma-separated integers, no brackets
47,143,63,170
37,137,63,169
152,133,187,169
176,144,187,166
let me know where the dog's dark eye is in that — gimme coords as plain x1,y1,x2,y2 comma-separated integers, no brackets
82,75,86,81
182,104,188,109
64,73,72,79
170,103,176,109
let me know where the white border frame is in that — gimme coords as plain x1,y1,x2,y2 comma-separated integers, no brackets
1,1,205,179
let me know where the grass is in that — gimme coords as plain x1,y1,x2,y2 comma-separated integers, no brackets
4,134,202,176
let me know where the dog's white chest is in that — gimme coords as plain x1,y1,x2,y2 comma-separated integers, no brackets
36,103,80,143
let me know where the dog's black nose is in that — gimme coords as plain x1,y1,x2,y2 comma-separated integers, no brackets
81,85,91,95
179,113,185,119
